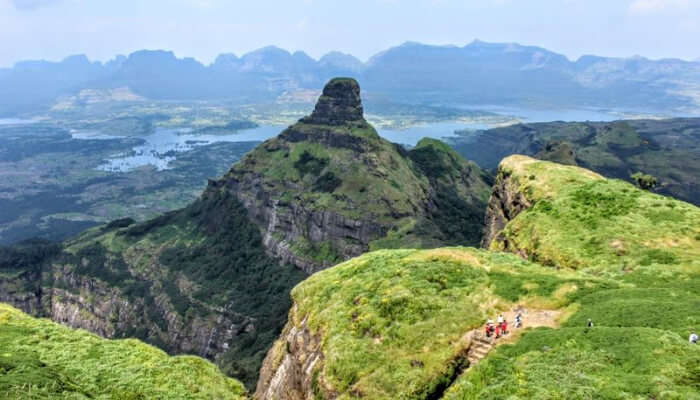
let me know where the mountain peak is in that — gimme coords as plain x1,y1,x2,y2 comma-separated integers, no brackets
303,78,364,125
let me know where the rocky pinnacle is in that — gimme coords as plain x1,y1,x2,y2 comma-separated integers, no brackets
303,78,364,125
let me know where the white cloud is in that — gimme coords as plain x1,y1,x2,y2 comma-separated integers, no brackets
628,0,690,14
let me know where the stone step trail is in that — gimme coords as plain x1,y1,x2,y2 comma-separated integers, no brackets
460,308,562,386
431,307,561,399
466,332,494,366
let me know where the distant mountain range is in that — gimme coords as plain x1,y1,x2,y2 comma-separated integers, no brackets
2,40,699,115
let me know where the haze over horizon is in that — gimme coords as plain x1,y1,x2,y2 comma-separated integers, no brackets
1,0,699,67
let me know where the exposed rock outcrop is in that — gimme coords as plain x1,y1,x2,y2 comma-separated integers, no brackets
2,262,255,363
481,166,532,249
302,77,363,125
255,305,332,400
0,77,492,391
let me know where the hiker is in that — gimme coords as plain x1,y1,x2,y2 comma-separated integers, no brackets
495,323,501,338
515,313,523,328
587,319,594,328
497,314,504,326
502,319,508,335
691,332,698,344
485,318,495,337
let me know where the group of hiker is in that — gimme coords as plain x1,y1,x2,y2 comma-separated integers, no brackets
484,313,522,338
482,313,699,345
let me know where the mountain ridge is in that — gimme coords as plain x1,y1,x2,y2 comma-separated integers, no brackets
2,40,699,115
0,77,492,388
217,78,491,272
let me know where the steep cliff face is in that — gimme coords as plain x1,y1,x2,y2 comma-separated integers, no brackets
41,267,253,361
0,191,306,389
219,78,491,273
255,305,330,400
480,167,532,249
1,248,250,361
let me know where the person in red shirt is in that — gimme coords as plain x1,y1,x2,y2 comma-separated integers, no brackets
502,319,508,335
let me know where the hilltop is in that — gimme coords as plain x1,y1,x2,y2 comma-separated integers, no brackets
0,303,246,399
256,156,700,399
220,78,491,272
483,155,700,270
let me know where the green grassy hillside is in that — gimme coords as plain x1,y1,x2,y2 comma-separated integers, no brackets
226,111,491,263
264,247,614,399
445,156,700,399
259,156,699,399
489,155,700,272
0,303,247,399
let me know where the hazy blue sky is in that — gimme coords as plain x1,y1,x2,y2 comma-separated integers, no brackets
1,0,699,67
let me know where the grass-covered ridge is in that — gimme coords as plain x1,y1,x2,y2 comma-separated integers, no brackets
490,155,700,272
279,247,611,399
0,303,247,399
440,155,700,399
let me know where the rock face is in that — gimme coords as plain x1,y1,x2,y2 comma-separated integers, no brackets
0,191,305,389
219,77,492,273
481,166,532,249
255,305,330,400
302,78,363,125
0,258,254,363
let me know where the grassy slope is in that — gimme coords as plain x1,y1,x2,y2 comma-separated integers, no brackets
444,156,700,399
0,303,247,399
271,156,699,399
283,247,612,399
229,121,430,224
490,155,700,272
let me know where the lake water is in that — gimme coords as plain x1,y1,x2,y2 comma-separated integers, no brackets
456,105,621,123
74,105,637,173
79,122,490,172
378,121,490,146
83,125,282,172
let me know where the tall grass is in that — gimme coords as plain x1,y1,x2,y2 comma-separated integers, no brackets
0,303,247,399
